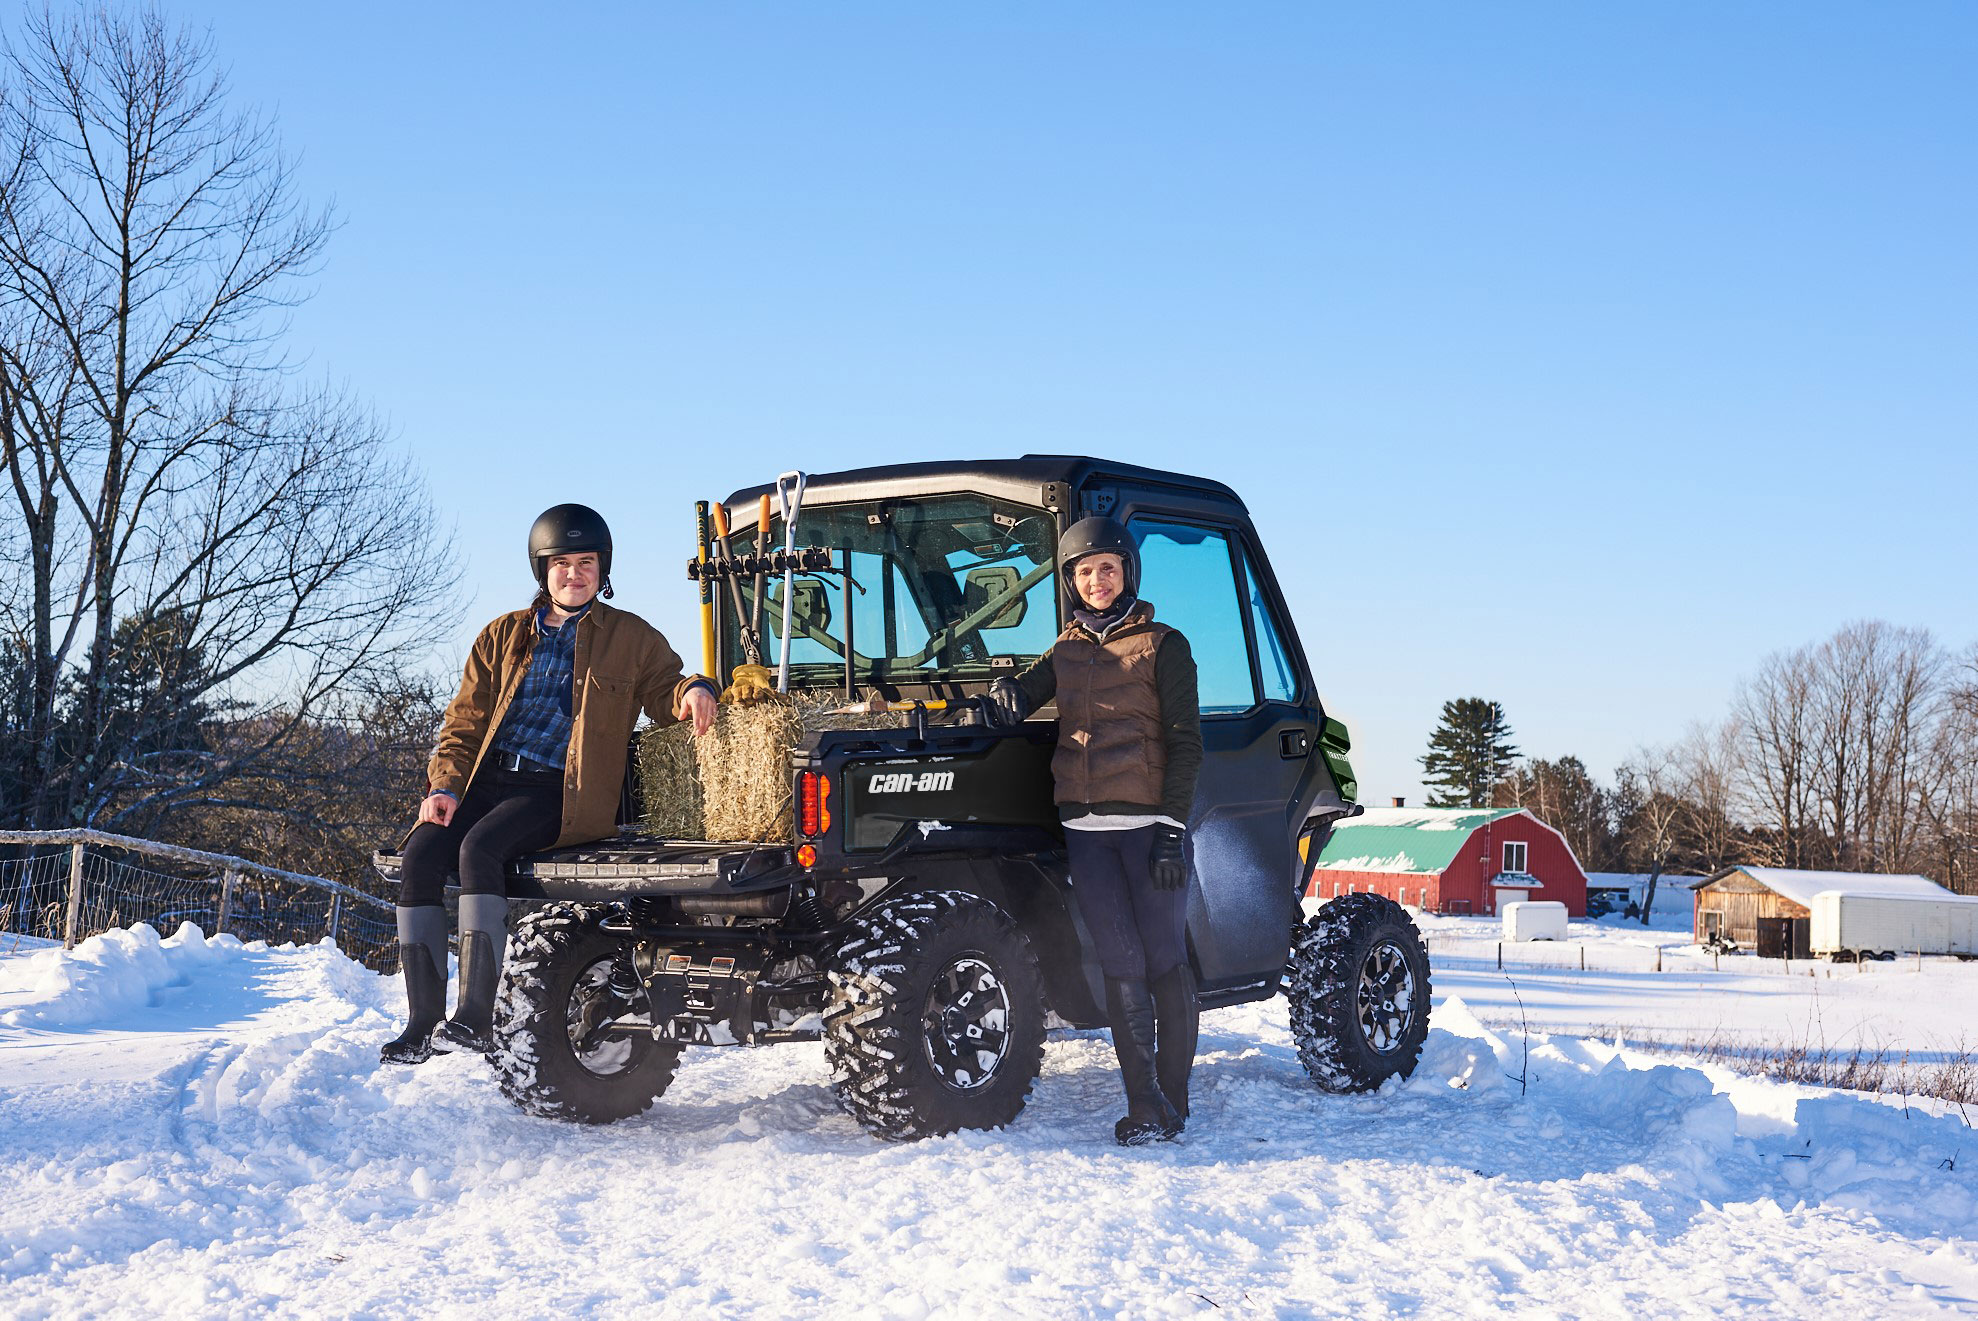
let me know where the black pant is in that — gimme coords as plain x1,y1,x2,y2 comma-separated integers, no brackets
398,768,563,906
1066,825,1189,982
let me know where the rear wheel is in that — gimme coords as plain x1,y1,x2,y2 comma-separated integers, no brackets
824,890,1046,1140
491,902,682,1123
1286,893,1433,1093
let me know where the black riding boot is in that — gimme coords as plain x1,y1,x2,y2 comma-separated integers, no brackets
432,894,507,1055
380,905,449,1065
1106,977,1184,1145
1151,962,1199,1124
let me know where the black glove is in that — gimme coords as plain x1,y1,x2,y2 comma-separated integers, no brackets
1149,823,1188,891
985,677,1029,728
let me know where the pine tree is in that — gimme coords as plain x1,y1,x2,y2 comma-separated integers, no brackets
1420,698,1519,807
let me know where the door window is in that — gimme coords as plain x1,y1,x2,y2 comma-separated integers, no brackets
1242,547,1298,703
1128,518,1256,714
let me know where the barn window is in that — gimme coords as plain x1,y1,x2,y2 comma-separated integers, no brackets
1503,841,1528,874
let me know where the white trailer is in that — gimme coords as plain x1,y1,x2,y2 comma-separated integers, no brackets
1501,900,1569,942
1809,890,1978,960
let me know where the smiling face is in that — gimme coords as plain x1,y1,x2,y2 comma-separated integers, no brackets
545,551,600,611
1071,552,1125,610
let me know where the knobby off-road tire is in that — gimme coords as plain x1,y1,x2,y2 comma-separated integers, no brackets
824,890,1047,1141
490,902,682,1124
1287,893,1433,1094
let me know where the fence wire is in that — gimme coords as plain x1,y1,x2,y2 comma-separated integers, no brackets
0,836,400,972
0,851,69,944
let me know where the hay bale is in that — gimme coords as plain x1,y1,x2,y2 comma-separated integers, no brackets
635,719,705,838
636,696,908,842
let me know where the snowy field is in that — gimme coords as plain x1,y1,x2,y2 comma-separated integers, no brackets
3,922,1976,1319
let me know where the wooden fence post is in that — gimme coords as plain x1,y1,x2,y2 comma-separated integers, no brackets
217,867,239,935
1655,946,1663,973
328,891,343,947
63,842,86,950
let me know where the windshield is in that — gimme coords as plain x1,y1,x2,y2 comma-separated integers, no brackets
718,494,1060,689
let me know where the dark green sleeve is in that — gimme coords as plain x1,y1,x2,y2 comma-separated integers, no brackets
1013,647,1058,712
1156,632,1202,822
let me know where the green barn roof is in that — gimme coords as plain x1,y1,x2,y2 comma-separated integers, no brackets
1313,806,1523,875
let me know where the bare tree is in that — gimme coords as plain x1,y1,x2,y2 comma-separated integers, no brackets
1672,718,1743,875
1733,645,1821,867
0,8,455,832
1921,646,1978,895
1616,745,1685,925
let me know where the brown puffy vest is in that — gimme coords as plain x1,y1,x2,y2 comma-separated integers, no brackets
1050,602,1172,809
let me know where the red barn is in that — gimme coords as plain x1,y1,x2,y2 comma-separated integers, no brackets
1307,806,1589,917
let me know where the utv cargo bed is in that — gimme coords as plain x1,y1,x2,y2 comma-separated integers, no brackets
371,834,794,902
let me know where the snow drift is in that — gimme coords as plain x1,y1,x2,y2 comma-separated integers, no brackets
1,926,1974,1318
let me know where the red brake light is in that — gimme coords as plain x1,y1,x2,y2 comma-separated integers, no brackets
800,772,823,836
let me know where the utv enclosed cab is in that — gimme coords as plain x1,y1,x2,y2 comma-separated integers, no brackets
376,456,1431,1139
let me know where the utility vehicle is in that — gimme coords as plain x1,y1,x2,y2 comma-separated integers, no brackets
375,457,1433,1139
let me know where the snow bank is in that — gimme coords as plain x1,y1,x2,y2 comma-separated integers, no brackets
0,922,249,1029
1,929,1975,1316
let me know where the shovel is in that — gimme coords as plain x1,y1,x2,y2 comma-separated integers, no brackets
775,470,807,692
713,502,782,705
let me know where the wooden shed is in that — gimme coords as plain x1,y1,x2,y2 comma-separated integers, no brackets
1690,867,1952,958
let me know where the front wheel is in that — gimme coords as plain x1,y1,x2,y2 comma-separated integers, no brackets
1286,893,1433,1093
823,890,1047,1141
490,902,683,1124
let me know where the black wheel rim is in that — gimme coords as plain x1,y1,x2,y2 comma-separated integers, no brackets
1356,940,1418,1055
566,956,639,1077
919,955,1012,1091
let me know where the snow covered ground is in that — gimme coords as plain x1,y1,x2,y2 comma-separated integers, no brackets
3,922,1976,1319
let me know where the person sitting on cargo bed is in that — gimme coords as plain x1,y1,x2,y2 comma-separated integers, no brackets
988,515,1202,1144
380,503,717,1066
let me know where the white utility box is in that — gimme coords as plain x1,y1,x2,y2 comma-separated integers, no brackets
1501,900,1569,942
1809,890,1978,959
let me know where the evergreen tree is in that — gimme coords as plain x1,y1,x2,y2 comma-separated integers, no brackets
1420,698,1518,807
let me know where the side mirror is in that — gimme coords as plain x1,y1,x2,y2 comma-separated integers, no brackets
962,565,1027,629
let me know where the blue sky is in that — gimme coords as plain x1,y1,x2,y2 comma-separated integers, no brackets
152,2,1977,802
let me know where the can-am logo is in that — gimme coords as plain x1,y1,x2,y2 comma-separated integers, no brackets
867,771,955,793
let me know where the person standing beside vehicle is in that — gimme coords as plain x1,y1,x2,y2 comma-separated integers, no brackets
380,504,717,1065
988,516,1202,1144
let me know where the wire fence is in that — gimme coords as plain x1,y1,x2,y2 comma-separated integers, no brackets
1421,932,1960,978
0,830,400,971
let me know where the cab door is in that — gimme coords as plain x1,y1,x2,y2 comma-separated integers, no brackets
1103,494,1327,995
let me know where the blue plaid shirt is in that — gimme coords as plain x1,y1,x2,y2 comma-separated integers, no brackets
490,604,589,770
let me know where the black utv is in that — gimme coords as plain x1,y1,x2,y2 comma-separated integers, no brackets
375,457,1433,1140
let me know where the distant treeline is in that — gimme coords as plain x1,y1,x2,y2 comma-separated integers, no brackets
1429,621,1978,896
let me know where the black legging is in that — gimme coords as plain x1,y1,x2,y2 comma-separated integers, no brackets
1065,825,1189,982
398,768,563,906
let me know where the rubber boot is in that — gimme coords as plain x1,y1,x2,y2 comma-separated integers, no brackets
1151,962,1199,1124
379,906,449,1065
1105,977,1184,1146
431,894,507,1055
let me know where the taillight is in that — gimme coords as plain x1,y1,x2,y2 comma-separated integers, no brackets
799,772,832,837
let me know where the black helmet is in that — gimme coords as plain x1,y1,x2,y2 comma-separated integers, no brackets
528,503,613,590
1058,515,1138,599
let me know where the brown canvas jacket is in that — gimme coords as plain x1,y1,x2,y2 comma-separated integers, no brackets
427,599,704,847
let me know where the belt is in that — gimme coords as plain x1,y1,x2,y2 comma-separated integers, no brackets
493,749,562,775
